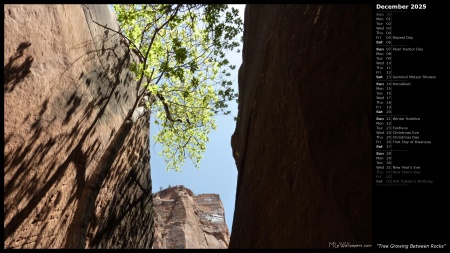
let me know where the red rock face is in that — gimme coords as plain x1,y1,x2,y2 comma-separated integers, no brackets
230,5,372,248
152,186,230,249
4,5,153,249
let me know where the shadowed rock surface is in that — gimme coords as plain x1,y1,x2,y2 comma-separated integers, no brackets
153,186,230,249
4,4,153,248
230,4,372,248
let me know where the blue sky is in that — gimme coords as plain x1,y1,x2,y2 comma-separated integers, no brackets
146,5,245,232
109,3,245,232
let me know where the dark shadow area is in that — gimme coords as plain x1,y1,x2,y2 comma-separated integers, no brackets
230,5,371,248
63,92,83,124
4,22,136,247
86,113,153,249
4,42,33,93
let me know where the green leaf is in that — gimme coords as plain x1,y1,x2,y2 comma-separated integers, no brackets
113,4,243,171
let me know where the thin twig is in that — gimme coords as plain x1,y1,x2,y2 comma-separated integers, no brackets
83,4,145,61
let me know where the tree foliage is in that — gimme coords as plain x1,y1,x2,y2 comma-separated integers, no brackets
113,4,243,171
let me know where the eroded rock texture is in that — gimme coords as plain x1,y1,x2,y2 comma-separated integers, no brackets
4,4,153,248
153,186,230,249
230,5,372,248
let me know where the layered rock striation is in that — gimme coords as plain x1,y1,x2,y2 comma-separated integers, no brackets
152,186,230,249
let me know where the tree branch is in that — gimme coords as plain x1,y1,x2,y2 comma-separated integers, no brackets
156,93,182,123
83,4,145,61
135,4,181,96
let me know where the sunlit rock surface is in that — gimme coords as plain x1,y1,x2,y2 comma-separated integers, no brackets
152,185,230,249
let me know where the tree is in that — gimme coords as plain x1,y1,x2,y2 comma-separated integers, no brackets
65,4,242,248
115,4,243,171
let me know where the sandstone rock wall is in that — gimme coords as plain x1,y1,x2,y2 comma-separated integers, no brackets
230,4,372,248
152,186,230,249
4,4,153,248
